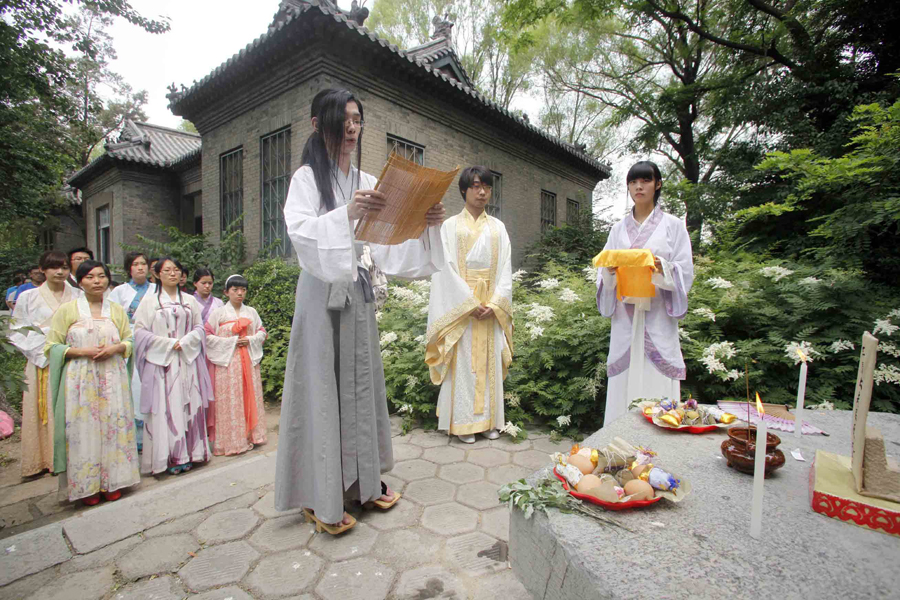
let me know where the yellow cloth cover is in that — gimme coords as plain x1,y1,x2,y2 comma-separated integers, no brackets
592,249,656,300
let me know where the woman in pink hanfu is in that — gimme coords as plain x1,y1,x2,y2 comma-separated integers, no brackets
204,274,267,456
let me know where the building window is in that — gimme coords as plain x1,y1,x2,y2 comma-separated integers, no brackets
261,128,292,256
39,229,55,251
540,190,557,233
486,171,502,219
567,198,580,224
387,135,424,165
96,205,111,264
220,148,244,233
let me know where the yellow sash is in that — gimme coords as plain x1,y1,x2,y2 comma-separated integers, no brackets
466,268,491,414
36,366,49,425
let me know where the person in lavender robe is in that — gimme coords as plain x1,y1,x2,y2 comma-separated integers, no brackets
108,251,152,451
132,256,214,475
595,161,694,427
192,268,224,325
274,88,446,534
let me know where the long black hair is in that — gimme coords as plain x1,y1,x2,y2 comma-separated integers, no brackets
626,160,663,204
300,88,364,212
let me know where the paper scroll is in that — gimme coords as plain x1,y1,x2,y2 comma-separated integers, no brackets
354,152,459,245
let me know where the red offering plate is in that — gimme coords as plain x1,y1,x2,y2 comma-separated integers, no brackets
553,466,662,510
640,411,719,434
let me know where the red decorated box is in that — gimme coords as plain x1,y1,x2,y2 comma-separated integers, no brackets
810,450,900,537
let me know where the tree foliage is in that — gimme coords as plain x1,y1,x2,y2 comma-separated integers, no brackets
0,0,167,218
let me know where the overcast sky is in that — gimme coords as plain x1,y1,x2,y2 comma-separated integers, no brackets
105,0,628,215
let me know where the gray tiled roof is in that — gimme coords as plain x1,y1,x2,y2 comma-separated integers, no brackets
405,36,474,88
168,0,610,178
68,121,201,187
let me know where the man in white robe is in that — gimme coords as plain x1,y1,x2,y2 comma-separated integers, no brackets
426,167,513,443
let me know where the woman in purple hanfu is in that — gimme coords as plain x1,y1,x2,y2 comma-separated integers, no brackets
133,257,214,475
595,161,694,427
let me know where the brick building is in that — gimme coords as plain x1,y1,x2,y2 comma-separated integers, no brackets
70,0,609,269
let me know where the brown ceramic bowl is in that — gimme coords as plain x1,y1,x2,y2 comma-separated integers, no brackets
721,426,786,477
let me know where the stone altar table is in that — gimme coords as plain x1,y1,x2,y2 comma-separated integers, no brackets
509,409,900,600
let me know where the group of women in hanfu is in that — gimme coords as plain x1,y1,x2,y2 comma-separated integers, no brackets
10,249,269,506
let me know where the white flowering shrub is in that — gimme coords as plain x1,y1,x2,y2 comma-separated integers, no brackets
682,254,900,411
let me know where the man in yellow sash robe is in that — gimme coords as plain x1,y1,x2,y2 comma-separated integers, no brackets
425,167,513,443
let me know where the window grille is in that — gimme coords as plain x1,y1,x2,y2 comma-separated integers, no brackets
387,135,424,165
220,148,244,232
96,205,111,264
261,128,292,255
567,198,580,224
486,171,502,219
540,190,557,233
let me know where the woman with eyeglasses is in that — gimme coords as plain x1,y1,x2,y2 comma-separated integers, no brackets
132,256,214,475
274,88,446,535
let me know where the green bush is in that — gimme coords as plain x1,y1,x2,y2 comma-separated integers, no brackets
122,224,246,294
243,259,301,403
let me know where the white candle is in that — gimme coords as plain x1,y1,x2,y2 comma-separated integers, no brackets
750,395,767,539
795,359,807,438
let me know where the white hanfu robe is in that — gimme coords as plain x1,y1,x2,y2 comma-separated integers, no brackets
426,209,513,435
274,164,445,524
596,205,694,427
132,290,213,474
10,283,82,476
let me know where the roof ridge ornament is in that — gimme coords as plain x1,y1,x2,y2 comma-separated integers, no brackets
431,14,453,41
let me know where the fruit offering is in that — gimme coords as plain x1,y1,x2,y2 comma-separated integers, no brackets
634,398,736,432
552,437,691,508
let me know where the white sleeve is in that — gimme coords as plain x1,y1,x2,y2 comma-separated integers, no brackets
177,296,204,365
283,166,357,283
204,308,236,367
370,226,445,280
248,307,266,366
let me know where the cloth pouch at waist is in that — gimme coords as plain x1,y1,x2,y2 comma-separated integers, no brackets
327,267,375,311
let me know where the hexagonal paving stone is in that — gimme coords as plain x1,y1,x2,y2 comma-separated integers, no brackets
403,477,457,506
420,445,465,465
111,575,185,600
480,506,510,541
116,534,198,580
375,527,443,568
27,566,115,600
315,558,394,600
513,449,551,471
245,549,324,598
389,459,438,482
309,522,379,561
392,443,423,462
486,463,533,486
438,462,485,485
446,531,508,576
471,569,530,600
532,437,574,454
407,431,450,448
457,481,503,511
362,498,422,531
249,513,315,553
467,448,510,468
188,586,255,600
252,490,304,519
196,508,259,545
144,512,207,538
490,435,533,452
177,541,259,592
422,502,478,535
393,565,465,600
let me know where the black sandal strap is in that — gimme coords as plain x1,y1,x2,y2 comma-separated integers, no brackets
381,481,387,495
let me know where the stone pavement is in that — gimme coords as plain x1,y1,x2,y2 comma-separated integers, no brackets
0,423,573,600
